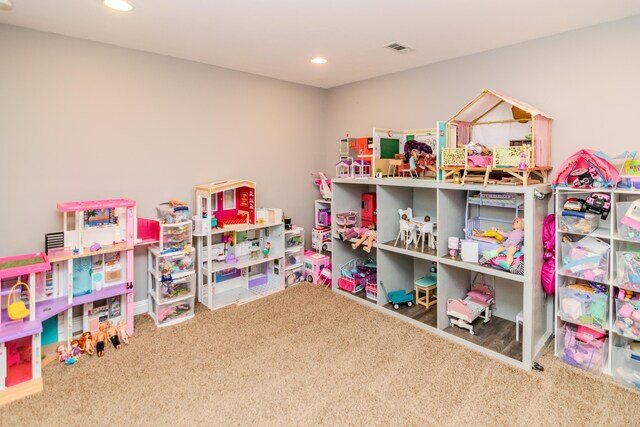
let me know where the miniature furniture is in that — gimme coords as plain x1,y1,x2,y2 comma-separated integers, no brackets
446,280,494,335
440,89,553,186
414,276,437,310
331,177,552,371
516,310,524,342
387,158,403,177
194,179,286,310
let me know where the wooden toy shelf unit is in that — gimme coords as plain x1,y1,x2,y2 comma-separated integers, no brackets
331,178,553,371
194,179,286,310
440,89,553,186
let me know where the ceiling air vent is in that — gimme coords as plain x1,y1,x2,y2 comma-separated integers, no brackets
383,42,414,54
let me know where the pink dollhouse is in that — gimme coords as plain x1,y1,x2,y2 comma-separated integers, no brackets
0,252,51,405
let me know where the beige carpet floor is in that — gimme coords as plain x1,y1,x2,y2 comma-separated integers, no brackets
2,283,639,426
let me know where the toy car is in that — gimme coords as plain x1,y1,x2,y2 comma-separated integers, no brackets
584,192,611,220
563,198,587,212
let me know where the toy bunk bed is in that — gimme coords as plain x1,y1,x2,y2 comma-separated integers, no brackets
335,211,357,234
440,89,553,186
465,191,525,275
337,258,377,293
446,275,495,335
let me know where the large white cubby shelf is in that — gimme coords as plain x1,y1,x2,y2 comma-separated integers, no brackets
331,177,553,371
554,187,640,390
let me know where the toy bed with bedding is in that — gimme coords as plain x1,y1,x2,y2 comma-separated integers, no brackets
447,276,495,335
440,89,553,186
337,258,377,293
464,192,526,275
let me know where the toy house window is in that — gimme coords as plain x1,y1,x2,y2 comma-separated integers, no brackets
223,190,236,210
210,195,217,212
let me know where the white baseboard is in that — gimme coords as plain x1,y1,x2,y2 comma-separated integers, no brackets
134,299,148,316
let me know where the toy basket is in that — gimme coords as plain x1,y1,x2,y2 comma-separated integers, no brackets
617,201,640,241
559,211,599,234
560,239,609,282
611,345,640,390
557,324,608,373
558,284,608,331
614,298,640,339
616,252,640,292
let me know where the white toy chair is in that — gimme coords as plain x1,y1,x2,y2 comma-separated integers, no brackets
394,208,414,249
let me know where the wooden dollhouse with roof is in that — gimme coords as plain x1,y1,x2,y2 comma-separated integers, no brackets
193,179,286,310
439,89,553,186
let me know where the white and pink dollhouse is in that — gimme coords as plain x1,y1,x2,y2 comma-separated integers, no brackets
0,252,51,405
194,179,286,310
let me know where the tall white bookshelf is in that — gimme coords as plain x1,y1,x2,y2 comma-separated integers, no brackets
555,187,640,390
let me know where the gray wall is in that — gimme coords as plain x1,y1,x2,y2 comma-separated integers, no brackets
0,25,327,303
324,15,640,174
2,15,639,304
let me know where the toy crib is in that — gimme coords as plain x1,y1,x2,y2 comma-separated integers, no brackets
337,258,377,293
446,274,495,335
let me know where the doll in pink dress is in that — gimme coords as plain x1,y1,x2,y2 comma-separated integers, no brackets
482,217,524,267
352,225,377,253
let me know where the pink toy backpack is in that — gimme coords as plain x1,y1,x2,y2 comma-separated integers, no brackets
541,214,555,295
552,149,621,189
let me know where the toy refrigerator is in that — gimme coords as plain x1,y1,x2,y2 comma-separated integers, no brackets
361,193,377,227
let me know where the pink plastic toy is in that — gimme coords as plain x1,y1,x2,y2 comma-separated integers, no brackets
541,214,556,295
303,250,330,284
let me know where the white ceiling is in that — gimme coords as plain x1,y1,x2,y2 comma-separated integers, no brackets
1,0,639,88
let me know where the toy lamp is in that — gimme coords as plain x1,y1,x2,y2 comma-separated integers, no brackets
448,237,460,259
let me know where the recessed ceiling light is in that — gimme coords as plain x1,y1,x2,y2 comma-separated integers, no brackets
104,0,133,12
0,0,14,12
311,58,327,65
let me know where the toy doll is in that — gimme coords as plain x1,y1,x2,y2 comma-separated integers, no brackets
160,265,175,297
94,322,109,357
57,345,76,365
106,321,122,350
79,331,94,355
482,217,525,267
117,320,130,345
352,225,377,253
341,226,367,242
70,339,82,359
466,141,491,156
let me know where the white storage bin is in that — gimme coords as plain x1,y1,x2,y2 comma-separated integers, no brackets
149,295,195,327
560,238,609,282
617,201,640,241
557,325,608,373
149,273,195,304
149,247,195,278
615,251,640,292
285,265,304,287
159,221,193,252
558,284,608,331
559,211,599,234
611,345,640,390
614,298,640,339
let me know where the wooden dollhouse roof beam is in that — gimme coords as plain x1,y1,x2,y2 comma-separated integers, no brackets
472,119,532,126
449,90,490,122
472,100,504,124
